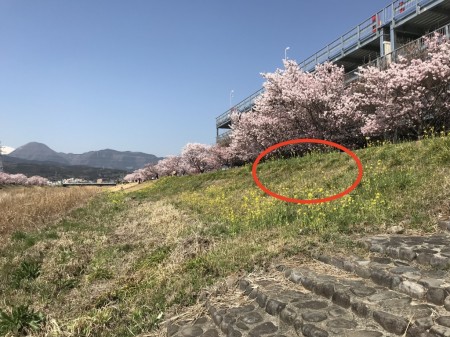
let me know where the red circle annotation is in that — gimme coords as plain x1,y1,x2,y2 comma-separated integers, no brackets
251,138,364,204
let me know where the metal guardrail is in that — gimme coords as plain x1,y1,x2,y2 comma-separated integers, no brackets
216,130,232,143
216,88,264,127
299,0,441,72
62,182,117,187
216,0,446,130
345,23,450,81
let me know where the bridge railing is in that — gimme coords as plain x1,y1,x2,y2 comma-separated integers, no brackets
299,0,441,72
216,0,446,130
216,130,232,143
345,23,450,82
216,88,264,128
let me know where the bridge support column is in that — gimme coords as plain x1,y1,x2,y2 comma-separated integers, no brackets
390,24,397,60
379,27,390,57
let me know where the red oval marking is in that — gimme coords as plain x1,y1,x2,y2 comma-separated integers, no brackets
252,139,363,204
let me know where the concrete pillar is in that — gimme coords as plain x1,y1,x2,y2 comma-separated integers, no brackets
390,24,397,59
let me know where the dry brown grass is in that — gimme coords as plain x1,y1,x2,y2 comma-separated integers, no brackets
0,197,213,336
0,186,100,242
108,181,153,193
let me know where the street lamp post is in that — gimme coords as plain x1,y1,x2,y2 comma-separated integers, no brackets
284,46,290,60
229,90,234,108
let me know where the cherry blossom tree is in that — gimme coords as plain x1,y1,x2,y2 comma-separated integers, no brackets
123,34,450,175
353,33,450,139
0,173,48,186
155,155,186,176
210,143,236,167
229,60,362,160
181,143,222,174
141,163,159,180
123,170,144,183
27,175,49,186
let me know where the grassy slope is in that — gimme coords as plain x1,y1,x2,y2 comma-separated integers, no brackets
1,136,450,336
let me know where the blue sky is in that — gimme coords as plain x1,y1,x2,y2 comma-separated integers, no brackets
1,1,390,156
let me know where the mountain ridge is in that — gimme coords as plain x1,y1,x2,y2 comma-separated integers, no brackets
9,142,162,171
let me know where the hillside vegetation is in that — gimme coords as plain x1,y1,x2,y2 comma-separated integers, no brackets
1,135,450,336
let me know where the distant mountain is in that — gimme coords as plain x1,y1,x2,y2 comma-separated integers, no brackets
59,149,161,170
0,146,15,155
9,142,70,164
8,142,162,171
3,156,126,181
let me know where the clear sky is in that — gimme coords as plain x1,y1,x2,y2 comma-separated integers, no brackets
1,1,390,157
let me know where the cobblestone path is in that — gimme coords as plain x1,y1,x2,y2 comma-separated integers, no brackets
168,232,450,337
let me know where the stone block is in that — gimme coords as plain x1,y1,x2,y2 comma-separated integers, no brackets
211,311,223,326
445,295,450,311
398,280,426,299
289,270,304,284
430,324,450,337
430,256,450,269
437,316,450,328
315,282,335,299
355,265,371,279
238,279,249,291
330,257,344,269
293,318,303,331
427,287,446,305
343,260,356,273
301,276,318,292
283,268,292,278
326,319,357,329
373,310,408,335
227,328,242,337
280,306,297,325
302,324,329,337
248,288,259,299
351,301,371,318
302,311,328,323
332,290,351,308
256,292,267,308
369,244,385,253
438,220,450,231
243,285,254,296
265,299,286,316
370,268,398,288
178,325,204,337
386,246,400,259
317,255,331,264
415,316,434,330
248,322,278,337
202,329,220,337
399,247,417,262
239,311,263,325
417,252,434,265
419,277,444,288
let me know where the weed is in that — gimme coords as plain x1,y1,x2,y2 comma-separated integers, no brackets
11,231,28,241
11,231,37,248
0,305,45,336
11,259,41,288
89,266,114,281
136,245,171,270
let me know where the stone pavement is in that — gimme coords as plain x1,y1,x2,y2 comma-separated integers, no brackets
168,231,450,337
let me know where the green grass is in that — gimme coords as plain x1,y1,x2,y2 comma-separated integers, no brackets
0,135,449,336
0,305,45,336
137,135,450,237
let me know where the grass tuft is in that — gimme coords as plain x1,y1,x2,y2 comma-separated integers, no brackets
0,305,45,336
